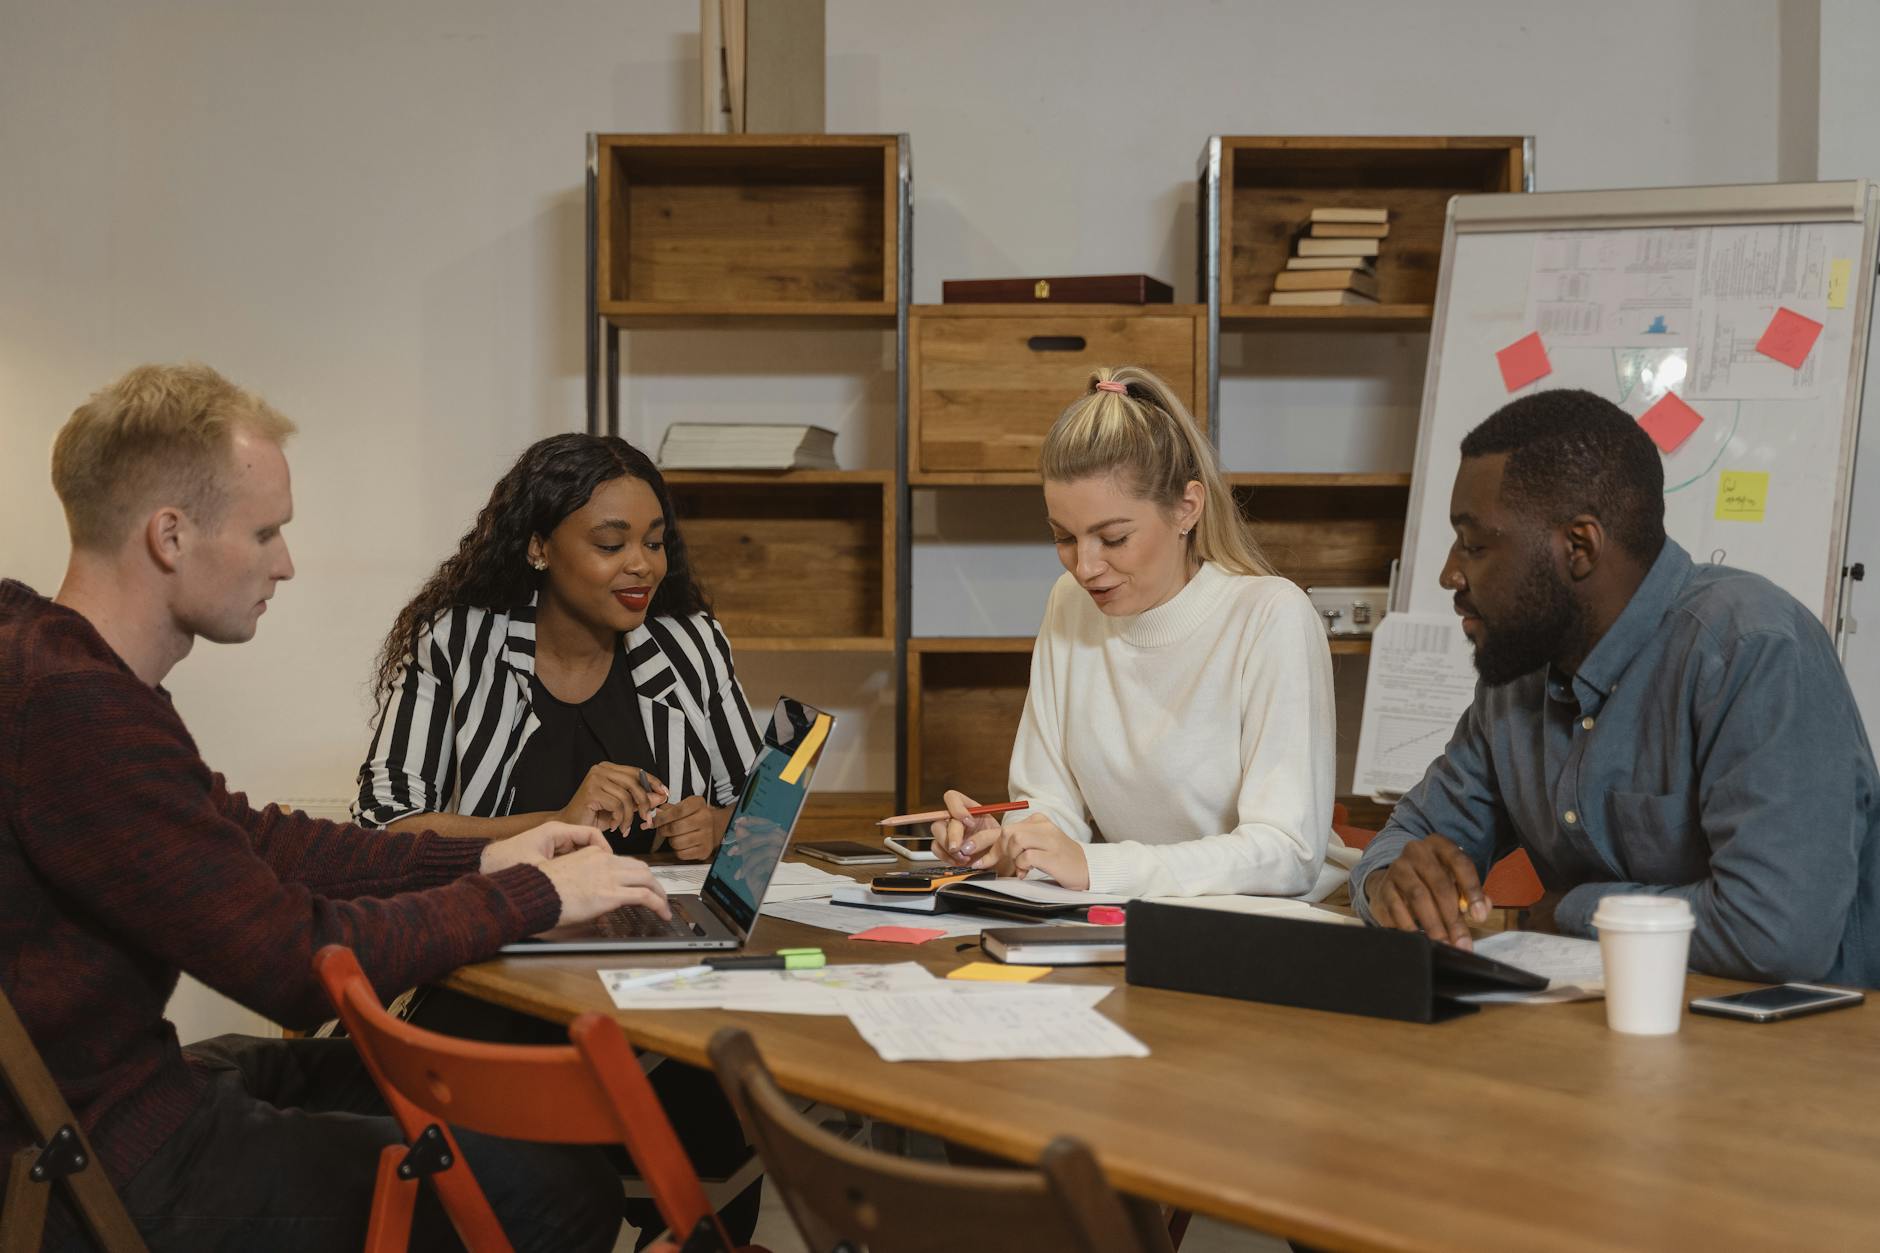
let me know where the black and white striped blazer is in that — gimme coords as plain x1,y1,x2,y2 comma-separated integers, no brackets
353,598,762,844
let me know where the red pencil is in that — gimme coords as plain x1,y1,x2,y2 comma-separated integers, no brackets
876,800,1029,828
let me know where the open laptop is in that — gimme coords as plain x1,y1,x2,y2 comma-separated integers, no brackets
500,697,833,954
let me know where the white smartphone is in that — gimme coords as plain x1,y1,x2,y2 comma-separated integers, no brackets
883,834,941,862
1688,983,1865,1023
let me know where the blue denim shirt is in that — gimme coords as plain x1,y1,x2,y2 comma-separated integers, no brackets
1352,539,1880,986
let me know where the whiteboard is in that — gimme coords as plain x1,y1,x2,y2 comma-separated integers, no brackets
1397,182,1879,631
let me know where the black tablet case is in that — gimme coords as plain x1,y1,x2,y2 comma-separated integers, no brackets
1123,900,1545,1023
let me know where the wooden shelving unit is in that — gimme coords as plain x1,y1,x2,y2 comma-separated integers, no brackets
583,134,914,793
909,304,1206,483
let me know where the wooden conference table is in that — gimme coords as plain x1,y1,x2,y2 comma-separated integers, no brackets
447,846,1880,1253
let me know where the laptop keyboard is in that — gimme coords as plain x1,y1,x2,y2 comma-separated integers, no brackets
592,901,708,939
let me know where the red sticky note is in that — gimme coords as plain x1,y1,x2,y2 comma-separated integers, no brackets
852,925,946,945
1637,392,1705,454
1496,332,1552,392
1755,307,1823,369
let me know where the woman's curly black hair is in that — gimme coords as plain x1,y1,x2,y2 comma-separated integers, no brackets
372,433,710,700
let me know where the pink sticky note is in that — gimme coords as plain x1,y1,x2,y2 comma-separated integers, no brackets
1637,392,1705,454
852,925,946,945
1755,307,1823,369
1496,332,1552,392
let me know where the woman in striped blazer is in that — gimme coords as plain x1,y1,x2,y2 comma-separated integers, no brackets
354,433,763,861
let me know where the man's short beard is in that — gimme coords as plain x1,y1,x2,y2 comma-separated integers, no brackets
1472,553,1586,686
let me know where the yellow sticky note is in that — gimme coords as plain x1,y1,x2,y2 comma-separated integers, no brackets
1715,470,1769,523
778,713,831,785
1828,258,1852,310
947,962,1049,983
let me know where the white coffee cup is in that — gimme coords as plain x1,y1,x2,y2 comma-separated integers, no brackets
1592,895,1695,1035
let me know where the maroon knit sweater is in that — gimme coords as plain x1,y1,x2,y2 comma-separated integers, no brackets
0,580,562,1186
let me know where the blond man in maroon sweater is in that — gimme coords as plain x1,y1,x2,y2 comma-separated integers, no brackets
0,364,667,1251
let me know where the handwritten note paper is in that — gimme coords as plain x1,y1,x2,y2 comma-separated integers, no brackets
1715,471,1770,523
1495,332,1553,392
1636,392,1705,454
599,962,937,1015
1755,307,1824,370
835,987,1149,1062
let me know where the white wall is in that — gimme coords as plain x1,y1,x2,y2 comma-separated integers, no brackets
0,1,1831,1039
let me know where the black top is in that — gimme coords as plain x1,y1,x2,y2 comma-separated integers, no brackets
508,647,658,854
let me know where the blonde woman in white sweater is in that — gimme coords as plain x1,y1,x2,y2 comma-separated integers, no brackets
932,366,1348,899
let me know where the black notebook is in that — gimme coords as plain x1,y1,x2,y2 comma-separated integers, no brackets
982,924,1126,965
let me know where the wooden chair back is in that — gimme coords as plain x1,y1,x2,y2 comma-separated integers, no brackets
0,985,146,1253
313,945,735,1253
707,1027,1174,1253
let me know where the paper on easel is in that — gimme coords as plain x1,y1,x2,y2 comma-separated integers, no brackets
1353,612,1478,799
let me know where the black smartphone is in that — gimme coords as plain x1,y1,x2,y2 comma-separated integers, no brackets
1688,983,1866,1022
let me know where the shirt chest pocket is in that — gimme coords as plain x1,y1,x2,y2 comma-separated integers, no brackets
1604,789,1707,882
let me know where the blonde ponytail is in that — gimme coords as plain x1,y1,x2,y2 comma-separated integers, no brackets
1040,365,1274,577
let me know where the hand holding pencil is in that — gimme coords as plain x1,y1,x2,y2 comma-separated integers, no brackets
925,791,1021,869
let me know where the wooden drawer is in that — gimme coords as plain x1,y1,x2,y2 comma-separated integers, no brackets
910,306,1204,479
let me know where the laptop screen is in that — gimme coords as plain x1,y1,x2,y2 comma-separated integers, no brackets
699,698,831,935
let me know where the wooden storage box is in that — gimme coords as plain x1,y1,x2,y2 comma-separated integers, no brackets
940,274,1174,304
910,305,1206,481
664,470,894,649
1230,475,1410,653
904,639,1033,806
1218,136,1526,326
595,135,900,318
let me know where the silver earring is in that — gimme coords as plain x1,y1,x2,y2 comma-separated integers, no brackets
529,557,547,571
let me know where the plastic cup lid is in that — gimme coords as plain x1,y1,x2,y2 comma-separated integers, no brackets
1592,894,1694,932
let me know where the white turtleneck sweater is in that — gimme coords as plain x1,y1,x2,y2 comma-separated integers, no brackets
1006,562,1342,899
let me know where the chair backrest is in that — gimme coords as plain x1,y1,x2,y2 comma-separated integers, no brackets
706,1028,1173,1253
311,945,722,1246
1330,802,1378,852
0,984,147,1253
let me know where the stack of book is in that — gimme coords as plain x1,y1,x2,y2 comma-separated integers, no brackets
657,423,838,471
1268,207,1388,307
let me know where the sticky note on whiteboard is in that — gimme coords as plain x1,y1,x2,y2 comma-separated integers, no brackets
1828,259,1852,310
1715,471,1769,523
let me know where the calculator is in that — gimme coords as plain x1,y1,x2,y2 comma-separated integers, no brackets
869,866,995,893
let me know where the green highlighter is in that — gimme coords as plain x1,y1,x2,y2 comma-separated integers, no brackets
704,948,826,972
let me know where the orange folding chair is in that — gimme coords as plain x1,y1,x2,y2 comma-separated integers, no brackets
312,945,764,1253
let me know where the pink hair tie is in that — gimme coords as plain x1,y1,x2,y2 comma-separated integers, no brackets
1094,380,1128,394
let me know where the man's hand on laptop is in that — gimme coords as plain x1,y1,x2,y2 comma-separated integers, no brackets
541,846,670,924
479,821,609,875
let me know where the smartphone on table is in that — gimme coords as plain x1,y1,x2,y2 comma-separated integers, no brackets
794,840,897,867
1688,983,1865,1022
883,834,941,862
